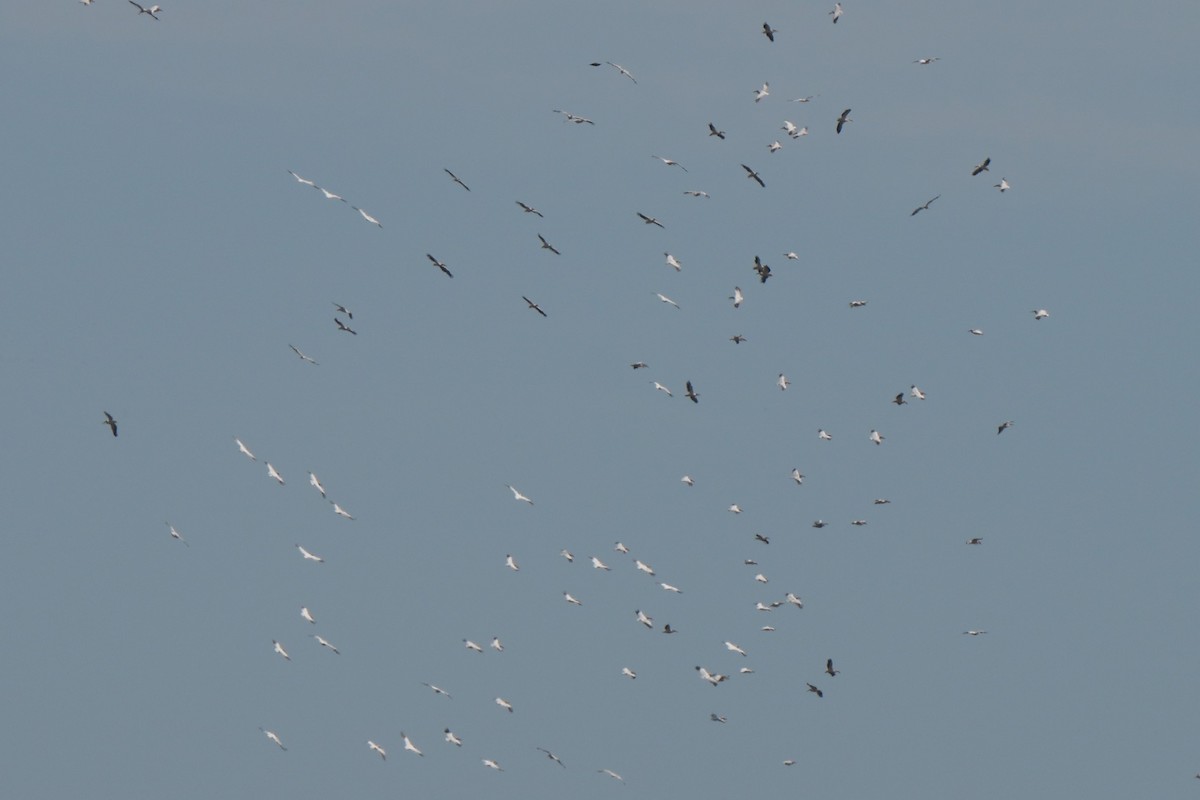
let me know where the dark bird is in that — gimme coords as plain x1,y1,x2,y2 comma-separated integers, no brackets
102,411,118,437
755,533,770,545
128,1,160,19
685,381,699,403
332,302,353,319
426,254,453,278
762,22,778,41
443,168,470,191
836,108,852,134
590,61,637,83
730,334,747,344
997,420,1014,435
966,537,983,545
753,255,771,283
630,361,648,369
537,234,561,255
537,748,566,768
741,164,766,188
708,122,727,140
911,195,940,216
662,624,677,634
522,296,548,317
335,317,357,335
971,157,991,176
515,201,544,217
825,659,840,677
893,393,907,405
288,344,318,365
806,683,824,698
637,212,665,228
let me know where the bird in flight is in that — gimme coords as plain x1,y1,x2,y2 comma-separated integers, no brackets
893,392,907,405
969,328,984,336
849,299,868,308
102,411,118,437
367,740,387,760
768,141,782,153
730,334,748,344
781,120,801,139
637,212,665,228
495,697,514,713
288,344,318,365
994,178,1011,192
630,361,648,369
869,429,885,445
836,108,852,134
762,22,778,41
696,666,728,687
287,170,316,187
351,206,382,227
296,544,324,563
997,420,1014,435
128,1,160,19
166,521,188,547
791,468,804,485
312,634,340,655
506,484,534,505
966,537,983,545
332,502,355,520
1033,308,1050,320
651,155,688,172
911,195,940,216
708,122,726,140
911,385,926,400
515,201,544,217
272,640,291,661
490,636,504,652
826,659,841,676
422,682,452,698
598,768,625,783
914,57,940,65
537,234,561,255
552,109,595,125
754,82,770,102
308,472,326,497
685,381,699,403
682,190,710,198
755,534,770,545
443,168,470,192
259,727,287,751
730,286,744,308
522,295,548,317
710,713,727,723
963,629,988,636
335,317,357,335
464,639,484,653
741,164,765,188
971,157,991,176
266,463,285,485
482,758,504,771
563,591,583,606
591,555,611,571
664,253,682,271
778,373,790,391
680,475,694,486
317,186,346,202
812,520,828,528
652,381,673,397
728,503,742,514
426,254,453,278
655,292,680,309
791,95,817,103
505,553,519,572
725,641,748,657
621,666,637,679
753,255,771,283
401,733,423,757
590,61,637,83
444,728,463,746
829,2,843,22
806,682,824,698
537,747,566,767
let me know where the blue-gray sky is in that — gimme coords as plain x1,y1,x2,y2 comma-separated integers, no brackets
3,2,1199,798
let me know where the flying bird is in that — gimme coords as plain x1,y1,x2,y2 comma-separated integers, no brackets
259,728,286,751
806,683,824,698
317,186,346,202
563,591,583,605
621,667,637,679
552,109,595,125
655,292,680,309
636,212,665,228
969,328,984,336
685,381,699,403
971,157,991,176
696,666,728,686
426,254,453,278
287,170,316,187
464,638,484,653
506,484,534,505
683,190,710,198
762,22,778,41
272,640,291,661
997,420,1014,435
296,544,324,563
778,373,790,391
590,61,637,83
874,498,891,505
849,299,868,308
753,82,770,102
785,592,804,608
914,57,940,65
893,392,907,405
1033,308,1049,320
422,682,452,698
966,537,983,545
332,502,355,520
790,95,816,103
401,732,423,756
768,141,782,153
755,534,770,544
288,344,318,365
791,469,804,485
367,740,387,760
560,549,575,562
351,206,382,227
505,554,519,571
495,697,514,713
335,317,357,335
515,200,544,217
308,472,326,497
911,385,926,400
331,301,352,320
660,582,681,592
482,758,504,771
591,555,611,571
829,2,843,22
662,624,677,634
598,768,625,783
266,463,285,485
730,286,744,308
490,636,503,652
911,195,940,216
812,520,828,528
537,234,561,255
818,429,832,441
652,381,673,397
836,108,852,134
708,123,726,139
635,609,654,628
664,253,682,271
300,606,315,624
963,629,988,636
102,411,118,437
755,573,769,583
711,713,728,723
522,296,548,317
444,728,463,746
537,747,566,767
782,120,800,139
741,164,765,187
725,641,748,657
128,1,160,19
631,361,649,369
995,178,1011,192
165,521,188,547
311,634,340,655
651,155,688,172
729,504,742,514
730,334,747,344
680,475,694,486
869,429,885,445
443,168,470,191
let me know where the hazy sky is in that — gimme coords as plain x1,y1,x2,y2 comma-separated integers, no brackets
3,2,1199,798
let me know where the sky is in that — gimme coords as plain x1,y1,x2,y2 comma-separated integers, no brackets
3,1,1200,798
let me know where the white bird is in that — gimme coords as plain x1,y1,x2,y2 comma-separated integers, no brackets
234,437,256,461
729,503,742,514
266,463,285,485
300,606,315,624
482,759,504,771
422,682,452,698
312,634,340,655
1033,308,1049,320
634,560,655,576
490,636,503,652
783,759,797,766
317,186,346,202
592,60,637,83
818,429,833,441
778,373,790,391
655,292,681,309
730,286,744,308
538,747,566,767
911,385,926,400
791,95,816,103
683,190,710,198
785,592,804,608
259,727,286,751
287,169,316,187
635,609,653,628
652,381,673,397
651,155,688,172
782,120,800,138
288,344,318,365
681,475,694,486
352,206,382,227
552,109,594,125
564,591,582,606
869,429,885,445
332,502,355,520
505,554,520,571
308,472,326,497
560,549,575,562
711,713,728,723
874,498,891,505
851,519,868,526
660,582,682,593
829,2,843,23
272,640,291,661
621,667,637,679
128,1,160,19
401,732,423,756
598,768,625,783
812,520,828,528
753,82,770,102
768,140,782,153
591,556,611,571
849,299,868,308
994,178,1010,192
444,728,463,746
367,740,387,760
296,544,324,563
755,573,768,584
464,639,484,653
664,253,682,271
725,641,748,657
614,542,630,554
756,600,773,611
969,328,984,336
914,57,940,65
165,521,188,547
791,468,804,485
506,484,534,505
495,697,514,713
785,251,799,260
696,666,728,686
963,629,988,636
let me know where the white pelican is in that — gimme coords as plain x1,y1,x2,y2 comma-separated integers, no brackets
869,429,884,445
495,697,514,713
969,328,984,335
664,253,682,271
778,373,789,391
836,108,852,133
537,233,561,255
680,474,694,486
651,155,688,172
368,740,387,760
308,472,326,497
660,582,682,593
1033,308,1049,320
505,554,519,571
232,438,255,460
560,549,575,562
272,640,291,661
994,178,1010,192
598,768,625,783
335,317,358,335
635,560,655,575
768,140,782,153
911,385,926,400
267,463,285,485
708,122,726,139
637,212,665,228
103,411,118,437
165,521,188,547
755,534,770,545
463,639,483,653
630,361,648,369
914,57,940,65
552,109,595,125
683,190,710,198
696,666,727,686
300,606,315,624
829,2,843,23
443,168,470,192
790,95,816,103
874,498,891,505
966,537,983,545
655,292,680,309
515,200,544,217
755,573,768,583
791,468,804,485
807,682,824,697
971,157,991,176
296,544,324,563
849,299,868,308
426,254,453,278
490,636,503,652
635,609,653,628
819,429,832,441
537,747,566,767
782,120,800,138
422,682,452,698
729,504,742,514
785,592,803,608
621,667,637,679
522,296,548,317
317,186,345,202
753,81,770,102
741,164,766,187
711,713,727,723
963,629,987,635
591,61,637,83
312,634,340,655
401,732,423,756
652,381,673,397
288,344,318,365
591,556,611,572
911,195,940,216
482,758,504,771
997,420,1014,434
332,502,355,520
287,170,315,187
351,206,382,227
564,591,582,605
730,286,744,308
128,1,160,19
444,728,463,746
614,542,629,554
783,759,796,766
851,519,867,526
259,727,286,750
506,484,534,505
812,520,828,528
725,641,748,656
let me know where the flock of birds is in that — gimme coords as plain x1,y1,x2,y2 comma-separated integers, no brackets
81,1,1074,792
